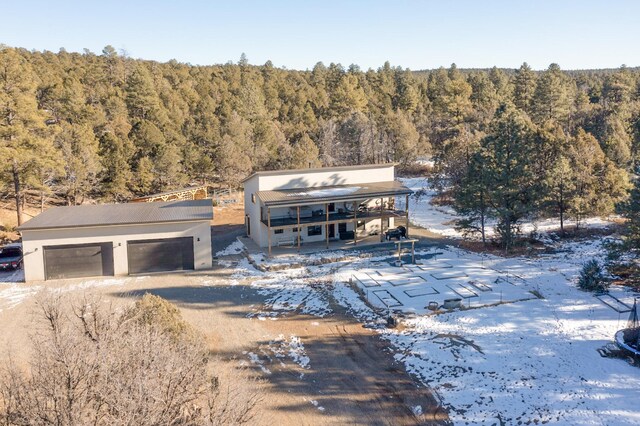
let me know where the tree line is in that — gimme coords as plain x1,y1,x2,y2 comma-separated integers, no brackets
1,45,639,232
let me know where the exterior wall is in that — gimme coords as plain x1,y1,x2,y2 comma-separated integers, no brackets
256,166,395,191
243,177,262,247
21,221,212,282
259,222,357,247
243,165,398,249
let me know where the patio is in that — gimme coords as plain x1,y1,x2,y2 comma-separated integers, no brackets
348,252,538,315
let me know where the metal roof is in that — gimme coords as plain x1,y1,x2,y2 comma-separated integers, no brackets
18,199,213,231
256,180,412,207
241,163,396,184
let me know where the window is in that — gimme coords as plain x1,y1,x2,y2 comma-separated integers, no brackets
274,229,283,234
308,226,322,236
251,193,256,204
292,227,299,232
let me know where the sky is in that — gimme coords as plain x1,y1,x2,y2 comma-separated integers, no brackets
2,0,639,71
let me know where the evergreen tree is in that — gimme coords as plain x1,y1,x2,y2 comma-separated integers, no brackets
0,47,56,225
290,133,321,169
55,122,101,205
99,132,133,202
620,176,640,253
531,63,573,126
513,62,536,114
454,150,491,245
481,106,537,251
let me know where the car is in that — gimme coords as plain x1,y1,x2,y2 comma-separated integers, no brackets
0,243,23,271
384,226,407,241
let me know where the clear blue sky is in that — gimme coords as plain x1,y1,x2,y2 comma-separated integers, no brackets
2,0,639,70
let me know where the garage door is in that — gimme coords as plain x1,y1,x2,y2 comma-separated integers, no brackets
44,243,114,280
127,237,194,275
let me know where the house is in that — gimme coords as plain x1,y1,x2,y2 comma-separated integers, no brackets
242,164,412,254
18,199,213,282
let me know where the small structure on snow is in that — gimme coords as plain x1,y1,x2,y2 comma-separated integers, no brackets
614,298,640,358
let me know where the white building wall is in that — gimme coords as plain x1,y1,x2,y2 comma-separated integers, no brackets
243,177,262,247
21,221,212,282
243,165,398,249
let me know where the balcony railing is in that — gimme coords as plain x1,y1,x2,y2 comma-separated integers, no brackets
262,208,407,228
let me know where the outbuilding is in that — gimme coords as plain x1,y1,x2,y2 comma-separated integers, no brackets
18,199,213,282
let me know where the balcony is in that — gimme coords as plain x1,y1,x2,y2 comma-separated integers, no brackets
261,208,407,228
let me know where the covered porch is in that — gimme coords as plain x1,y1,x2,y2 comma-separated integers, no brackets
256,181,413,256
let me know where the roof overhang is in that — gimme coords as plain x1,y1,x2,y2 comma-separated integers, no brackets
256,180,412,208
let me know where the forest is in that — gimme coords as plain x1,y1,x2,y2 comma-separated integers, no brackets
1,45,640,246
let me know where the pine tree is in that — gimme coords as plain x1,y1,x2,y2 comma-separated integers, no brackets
545,155,574,234
621,177,640,253
99,131,133,202
290,134,320,169
55,122,101,205
454,150,491,245
134,156,154,194
513,62,536,115
531,64,573,125
481,105,537,251
0,47,56,225
125,65,166,124
568,129,629,228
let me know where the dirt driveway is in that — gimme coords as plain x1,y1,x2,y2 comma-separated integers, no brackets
0,263,447,425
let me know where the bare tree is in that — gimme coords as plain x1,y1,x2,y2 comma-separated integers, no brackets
0,293,263,426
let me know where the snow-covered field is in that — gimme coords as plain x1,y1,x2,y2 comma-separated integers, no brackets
345,250,537,315
333,239,640,425
0,208,637,425
221,230,640,424
398,177,615,239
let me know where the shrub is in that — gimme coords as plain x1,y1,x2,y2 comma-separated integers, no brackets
0,293,263,425
123,293,192,340
578,259,608,292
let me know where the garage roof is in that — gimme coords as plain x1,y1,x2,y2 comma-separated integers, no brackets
17,199,213,231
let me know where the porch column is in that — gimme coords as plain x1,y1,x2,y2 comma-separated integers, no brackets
297,206,301,251
267,207,272,256
325,203,329,249
405,194,410,238
353,201,358,245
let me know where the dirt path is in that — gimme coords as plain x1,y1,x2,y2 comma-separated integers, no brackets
257,310,447,425
0,264,448,425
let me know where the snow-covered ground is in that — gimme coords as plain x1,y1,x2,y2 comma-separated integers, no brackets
214,239,244,257
343,250,537,315
398,177,616,239
0,271,142,313
333,239,640,425
220,231,640,425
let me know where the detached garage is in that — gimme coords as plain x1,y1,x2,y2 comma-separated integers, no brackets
18,199,213,282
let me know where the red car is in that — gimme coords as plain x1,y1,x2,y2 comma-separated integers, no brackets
0,244,23,270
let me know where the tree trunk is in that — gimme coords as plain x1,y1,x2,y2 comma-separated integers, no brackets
12,161,22,226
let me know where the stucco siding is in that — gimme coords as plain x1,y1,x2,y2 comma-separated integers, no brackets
21,221,212,282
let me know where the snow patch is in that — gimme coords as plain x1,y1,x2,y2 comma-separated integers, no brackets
215,240,244,257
